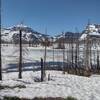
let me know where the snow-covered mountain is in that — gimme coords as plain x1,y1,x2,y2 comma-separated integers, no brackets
55,24,100,42
55,32,81,43
1,24,100,44
1,24,51,44
80,24,100,40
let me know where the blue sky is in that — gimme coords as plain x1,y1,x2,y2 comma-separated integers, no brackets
1,0,100,36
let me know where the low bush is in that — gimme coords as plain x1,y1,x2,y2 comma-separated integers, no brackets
0,84,26,90
0,85,10,90
3,96,21,100
65,96,77,100
3,96,77,100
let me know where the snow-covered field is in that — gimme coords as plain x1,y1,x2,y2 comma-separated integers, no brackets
0,44,100,100
0,71,100,100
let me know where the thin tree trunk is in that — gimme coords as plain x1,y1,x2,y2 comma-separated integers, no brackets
52,38,54,67
75,40,78,74
44,40,46,78
41,58,44,82
71,35,74,74
18,29,22,79
97,39,99,73
62,33,65,74
0,2,2,80
84,35,91,76
43,28,48,78
66,43,69,73
0,12,2,80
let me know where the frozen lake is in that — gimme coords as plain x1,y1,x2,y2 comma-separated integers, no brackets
1,44,100,72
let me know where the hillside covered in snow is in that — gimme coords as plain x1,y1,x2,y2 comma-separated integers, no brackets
80,24,100,40
1,24,51,45
1,24,100,45
55,24,100,43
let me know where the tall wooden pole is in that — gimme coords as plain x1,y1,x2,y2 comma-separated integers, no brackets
0,1,2,80
18,29,22,79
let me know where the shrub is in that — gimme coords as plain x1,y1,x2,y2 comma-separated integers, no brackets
33,97,77,100
65,96,77,100
14,85,26,88
0,85,10,90
0,84,26,90
3,96,21,100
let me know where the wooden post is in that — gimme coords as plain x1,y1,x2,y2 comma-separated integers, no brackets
41,58,44,82
18,29,22,79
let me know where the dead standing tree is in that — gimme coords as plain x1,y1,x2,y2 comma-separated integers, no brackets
96,39,100,73
62,32,65,74
71,33,74,74
18,29,22,79
75,36,79,75
0,5,2,80
43,29,48,79
52,37,54,68
66,41,69,73
41,58,44,81
84,34,91,76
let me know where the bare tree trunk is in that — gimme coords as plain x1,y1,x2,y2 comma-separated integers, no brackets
97,39,100,73
18,30,22,79
84,35,91,76
71,35,74,74
97,55,99,72
41,58,44,82
52,38,54,67
66,43,69,73
90,40,93,69
75,40,78,75
0,6,2,80
44,42,46,77
62,33,65,74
